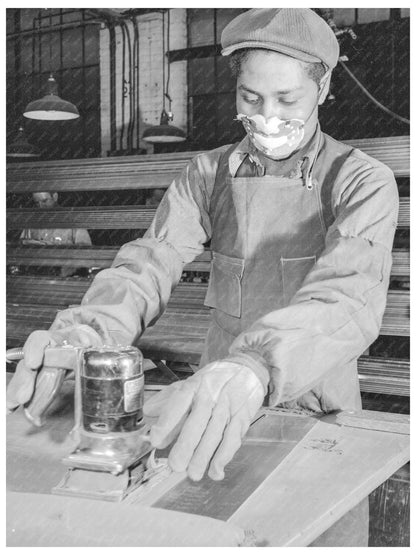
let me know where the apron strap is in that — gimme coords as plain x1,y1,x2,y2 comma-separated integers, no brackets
209,143,240,217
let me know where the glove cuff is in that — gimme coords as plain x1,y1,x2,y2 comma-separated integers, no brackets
49,324,103,347
223,352,270,396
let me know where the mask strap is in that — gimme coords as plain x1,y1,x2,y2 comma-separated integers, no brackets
318,70,332,104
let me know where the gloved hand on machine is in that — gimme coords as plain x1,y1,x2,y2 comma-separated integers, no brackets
6,326,103,417
7,328,267,481
143,360,266,481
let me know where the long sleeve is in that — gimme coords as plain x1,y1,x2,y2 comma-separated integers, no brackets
49,151,222,345
227,153,399,406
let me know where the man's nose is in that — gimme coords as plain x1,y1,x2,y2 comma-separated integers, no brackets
258,101,283,121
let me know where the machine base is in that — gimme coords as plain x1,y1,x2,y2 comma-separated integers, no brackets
52,426,153,502
52,458,148,502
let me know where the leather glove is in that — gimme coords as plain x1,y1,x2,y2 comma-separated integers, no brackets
143,361,266,481
6,326,103,414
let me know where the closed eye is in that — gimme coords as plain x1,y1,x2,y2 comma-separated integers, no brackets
280,99,298,106
241,94,261,105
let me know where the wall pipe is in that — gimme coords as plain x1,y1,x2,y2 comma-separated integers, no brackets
123,21,134,152
119,23,127,152
132,16,139,151
7,19,103,40
108,23,117,153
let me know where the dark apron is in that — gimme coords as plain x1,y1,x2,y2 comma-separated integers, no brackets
200,144,369,545
201,144,362,413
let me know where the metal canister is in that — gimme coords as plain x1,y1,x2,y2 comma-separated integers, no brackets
81,346,144,434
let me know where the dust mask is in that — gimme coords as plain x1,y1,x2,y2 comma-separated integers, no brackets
236,113,305,160
236,70,332,160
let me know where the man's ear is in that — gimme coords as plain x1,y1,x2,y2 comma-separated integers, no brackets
318,71,332,105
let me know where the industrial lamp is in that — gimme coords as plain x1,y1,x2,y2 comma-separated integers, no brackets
7,126,40,158
143,108,186,143
23,74,80,121
142,10,186,144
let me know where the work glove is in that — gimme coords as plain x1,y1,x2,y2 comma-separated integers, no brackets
6,326,102,414
143,361,266,481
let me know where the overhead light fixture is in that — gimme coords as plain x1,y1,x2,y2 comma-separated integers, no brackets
142,10,186,144
23,74,80,121
7,126,41,158
143,108,186,143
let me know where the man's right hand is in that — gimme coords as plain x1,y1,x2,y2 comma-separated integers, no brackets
6,326,103,414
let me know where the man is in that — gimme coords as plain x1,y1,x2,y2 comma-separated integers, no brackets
18,191,92,277
7,9,398,545
20,192,92,248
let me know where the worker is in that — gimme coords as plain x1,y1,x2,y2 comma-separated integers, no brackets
7,9,398,545
19,191,92,276
20,191,92,248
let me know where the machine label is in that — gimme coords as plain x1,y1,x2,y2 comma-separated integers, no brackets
124,376,144,412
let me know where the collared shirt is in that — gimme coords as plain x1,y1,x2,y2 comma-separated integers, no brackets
51,128,399,412
228,127,322,185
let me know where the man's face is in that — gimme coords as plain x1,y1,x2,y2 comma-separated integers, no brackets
236,50,321,147
32,192,57,209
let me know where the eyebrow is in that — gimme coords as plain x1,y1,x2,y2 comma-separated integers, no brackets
238,83,301,96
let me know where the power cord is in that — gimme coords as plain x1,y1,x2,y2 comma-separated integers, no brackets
317,9,410,125
339,59,410,125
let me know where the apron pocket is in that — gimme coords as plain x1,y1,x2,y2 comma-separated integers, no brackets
281,255,316,305
204,252,245,318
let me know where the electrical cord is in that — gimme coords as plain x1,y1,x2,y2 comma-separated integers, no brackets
319,11,410,126
339,60,410,126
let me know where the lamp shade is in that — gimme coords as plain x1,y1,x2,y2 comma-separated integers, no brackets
142,110,186,143
7,127,41,158
23,75,80,121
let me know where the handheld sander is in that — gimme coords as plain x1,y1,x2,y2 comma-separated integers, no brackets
7,344,160,502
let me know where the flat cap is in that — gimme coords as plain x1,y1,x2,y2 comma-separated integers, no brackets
221,8,339,69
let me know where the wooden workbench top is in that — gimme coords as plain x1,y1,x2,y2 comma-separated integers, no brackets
6,376,410,547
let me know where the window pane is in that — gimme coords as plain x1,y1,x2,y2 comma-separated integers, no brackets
60,67,83,104
188,58,215,95
6,9,16,32
20,36,34,73
215,9,247,44
6,40,15,74
20,9,39,31
83,66,100,111
17,74,34,111
39,32,62,73
217,92,244,146
52,32,62,71
191,95,217,147
84,27,99,65
62,28,83,68
188,8,214,47
357,9,390,24
217,55,235,93
61,10,82,24
333,9,356,27
40,11,61,27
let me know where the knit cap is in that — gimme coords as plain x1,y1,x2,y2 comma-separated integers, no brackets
221,8,339,69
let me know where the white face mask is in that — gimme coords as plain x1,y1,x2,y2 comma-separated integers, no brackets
236,113,305,160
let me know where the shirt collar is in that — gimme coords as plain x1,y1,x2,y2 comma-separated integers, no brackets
228,123,323,181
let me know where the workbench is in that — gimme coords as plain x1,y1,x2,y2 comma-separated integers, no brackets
6,377,409,547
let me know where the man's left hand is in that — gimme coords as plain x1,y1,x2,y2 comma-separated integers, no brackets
143,361,265,481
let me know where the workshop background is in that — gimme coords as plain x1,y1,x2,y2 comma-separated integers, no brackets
6,8,410,546
6,8,410,159
6,6,410,350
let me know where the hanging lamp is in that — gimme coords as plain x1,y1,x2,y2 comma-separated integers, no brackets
143,107,186,143
23,74,80,121
143,10,186,143
7,126,41,158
